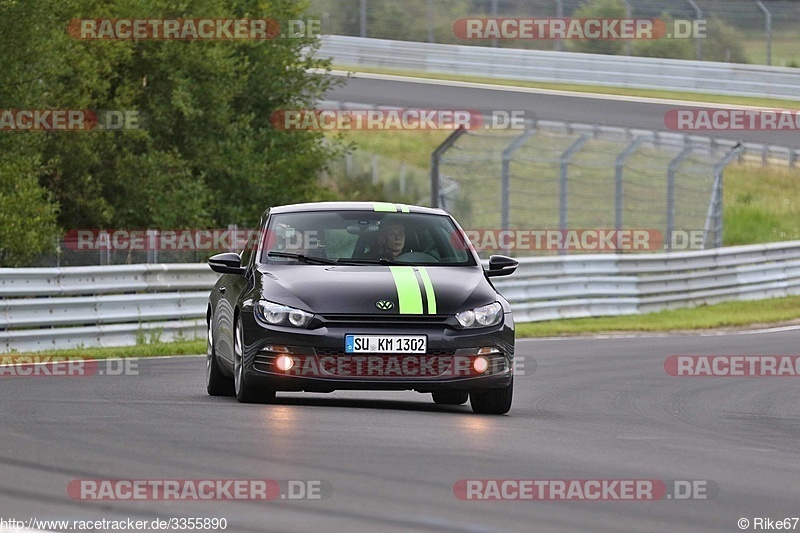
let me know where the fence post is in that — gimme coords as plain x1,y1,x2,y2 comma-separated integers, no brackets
360,0,367,38
490,0,498,48
755,0,772,66
501,127,537,240
614,137,645,234
622,0,633,56
427,0,435,43
430,126,467,208
228,224,238,253
687,0,703,60
666,144,693,251
705,143,743,248
146,229,158,264
559,135,590,240
553,0,564,51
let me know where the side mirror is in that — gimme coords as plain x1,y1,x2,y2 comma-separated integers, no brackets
208,252,246,275
486,255,518,277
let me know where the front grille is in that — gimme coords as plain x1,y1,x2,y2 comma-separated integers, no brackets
318,314,449,326
315,348,456,357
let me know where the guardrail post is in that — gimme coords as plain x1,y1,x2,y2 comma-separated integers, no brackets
666,144,693,251
559,134,590,253
614,137,645,234
430,126,467,208
501,127,537,245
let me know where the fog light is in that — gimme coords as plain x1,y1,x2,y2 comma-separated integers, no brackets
275,355,294,371
473,356,489,373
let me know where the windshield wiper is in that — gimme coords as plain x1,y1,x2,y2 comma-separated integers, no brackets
335,257,401,266
267,251,336,265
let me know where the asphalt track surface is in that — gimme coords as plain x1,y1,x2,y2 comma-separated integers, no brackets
324,72,799,147
2,328,800,532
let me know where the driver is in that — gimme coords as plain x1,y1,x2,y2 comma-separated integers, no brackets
370,222,406,260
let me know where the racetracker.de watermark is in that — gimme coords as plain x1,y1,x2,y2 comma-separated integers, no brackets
68,479,332,500
453,18,707,40
665,355,800,376
454,479,718,500
64,229,258,252
0,109,145,131
270,109,528,131
0,356,138,377
67,18,321,40
665,108,800,131
457,229,708,252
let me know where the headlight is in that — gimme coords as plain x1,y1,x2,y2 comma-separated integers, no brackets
255,301,313,328
455,302,503,328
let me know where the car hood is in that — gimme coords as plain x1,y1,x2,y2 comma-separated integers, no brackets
256,264,496,315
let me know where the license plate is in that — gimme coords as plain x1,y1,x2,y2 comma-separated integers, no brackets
345,335,427,354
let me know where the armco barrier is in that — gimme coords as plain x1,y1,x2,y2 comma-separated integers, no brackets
2,241,800,352
316,35,800,101
0,264,216,353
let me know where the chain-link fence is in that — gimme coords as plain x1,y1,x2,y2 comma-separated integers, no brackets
432,120,745,256
307,0,800,66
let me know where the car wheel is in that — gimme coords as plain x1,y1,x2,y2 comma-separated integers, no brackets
207,320,234,396
431,390,469,405
470,377,513,415
234,318,276,404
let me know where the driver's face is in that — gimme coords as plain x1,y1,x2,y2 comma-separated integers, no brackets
382,224,405,256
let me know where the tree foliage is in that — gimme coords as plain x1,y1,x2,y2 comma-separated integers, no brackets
0,0,342,265
566,0,627,56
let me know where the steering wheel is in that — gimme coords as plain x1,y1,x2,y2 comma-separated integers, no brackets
396,251,439,263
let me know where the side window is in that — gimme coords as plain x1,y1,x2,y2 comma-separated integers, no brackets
241,220,265,267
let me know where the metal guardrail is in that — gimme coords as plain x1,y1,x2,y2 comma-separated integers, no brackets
501,240,800,322
2,241,800,352
0,264,215,353
317,35,800,100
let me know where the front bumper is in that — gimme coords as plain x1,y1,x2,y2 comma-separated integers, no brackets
239,312,514,393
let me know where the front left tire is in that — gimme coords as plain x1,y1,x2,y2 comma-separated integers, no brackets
432,390,469,405
234,318,276,404
206,320,234,396
470,377,513,415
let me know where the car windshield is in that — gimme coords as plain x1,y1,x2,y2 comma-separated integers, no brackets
260,210,475,266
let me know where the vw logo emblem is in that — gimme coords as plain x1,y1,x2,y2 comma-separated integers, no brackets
375,300,394,310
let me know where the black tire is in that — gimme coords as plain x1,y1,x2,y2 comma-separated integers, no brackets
432,390,469,405
470,378,513,415
234,319,276,404
206,320,234,397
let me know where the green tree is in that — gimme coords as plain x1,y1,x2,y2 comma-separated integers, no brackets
633,14,694,60
566,0,626,56
702,18,748,64
0,142,60,267
0,0,343,265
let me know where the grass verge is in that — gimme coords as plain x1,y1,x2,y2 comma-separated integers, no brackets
516,295,800,337
4,339,205,359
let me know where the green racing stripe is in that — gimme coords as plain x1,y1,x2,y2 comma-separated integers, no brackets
372,202,397,212
389,266,437,314
417,267,437,314
372,202,411,213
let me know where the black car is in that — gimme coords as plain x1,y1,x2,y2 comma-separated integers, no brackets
206,202,518,414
